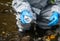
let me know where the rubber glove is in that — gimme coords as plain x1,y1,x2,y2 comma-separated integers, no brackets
48,11,59,26
59,14,60,17
20,10,33,24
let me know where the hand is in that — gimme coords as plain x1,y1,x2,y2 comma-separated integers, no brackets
20,10,33,24
48,11,59,26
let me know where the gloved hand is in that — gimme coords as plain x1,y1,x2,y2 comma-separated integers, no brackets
20,10,33,24
48,11,59,26
59,14,60,17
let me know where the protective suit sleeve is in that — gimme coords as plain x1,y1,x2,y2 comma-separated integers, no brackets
51,0,60,14
12,0,32,13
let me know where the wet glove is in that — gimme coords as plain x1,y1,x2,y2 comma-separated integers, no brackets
20,10,33,24
48,11,59,26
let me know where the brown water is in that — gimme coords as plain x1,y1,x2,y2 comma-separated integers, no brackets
0,0,21,41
